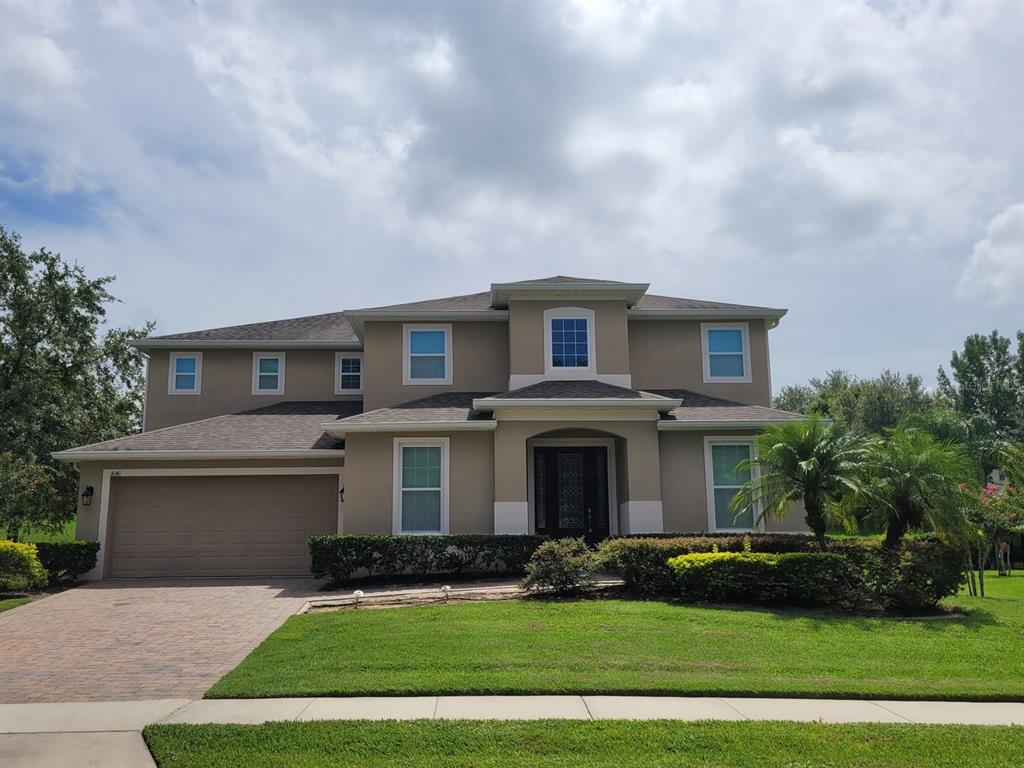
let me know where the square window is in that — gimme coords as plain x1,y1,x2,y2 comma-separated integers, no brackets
169,354,201,394
252,354,284,394
406,326,451,384
703,324,749,382
337,355,363,392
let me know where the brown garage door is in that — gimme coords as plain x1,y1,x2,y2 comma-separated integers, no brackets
108,474,338,577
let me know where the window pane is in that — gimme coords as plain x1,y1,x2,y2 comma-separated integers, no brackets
340,374,361,390
409,330,446,354
402,490,441,531
174,357,196,374
551,318,588,368
258,374,278,390
258,357,279,374
341,358,361,373
709,353,745,377
714,488,753,529
402,446,441,488
410,355,446,379
712,444,751,486
174,373,195,390
707,328,743,353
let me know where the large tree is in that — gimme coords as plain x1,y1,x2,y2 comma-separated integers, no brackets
0,226,153,539
774,369,933,434
937,330,1023,441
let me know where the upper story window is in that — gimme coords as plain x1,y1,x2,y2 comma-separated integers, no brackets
168,352,202,395
701,322,751,383
543,307,596,376
251,352,285,395
335,352,363,394
403,324,452,385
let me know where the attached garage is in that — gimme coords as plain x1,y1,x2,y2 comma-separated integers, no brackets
106,472,340,577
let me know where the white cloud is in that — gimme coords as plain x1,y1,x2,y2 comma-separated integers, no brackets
957,204,1024,306
0,0,1019,388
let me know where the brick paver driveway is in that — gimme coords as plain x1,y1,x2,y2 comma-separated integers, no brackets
0,578,324,703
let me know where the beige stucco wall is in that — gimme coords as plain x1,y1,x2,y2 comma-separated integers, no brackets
629,319,772,406
658,430,807,532
145,349,362,430
342,431,495,534
508,300,630,378
361,321,509,411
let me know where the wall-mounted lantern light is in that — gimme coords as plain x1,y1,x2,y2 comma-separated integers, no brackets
81,486,95,507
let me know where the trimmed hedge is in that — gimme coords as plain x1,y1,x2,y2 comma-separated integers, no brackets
669,551,863,609
0,541,48,593
309,534,547,584
35,541,100,584
598,534,964,612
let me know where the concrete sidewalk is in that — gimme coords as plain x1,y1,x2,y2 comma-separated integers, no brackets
3,696,1021,768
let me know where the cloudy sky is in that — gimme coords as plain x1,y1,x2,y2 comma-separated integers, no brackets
1,0,1021,391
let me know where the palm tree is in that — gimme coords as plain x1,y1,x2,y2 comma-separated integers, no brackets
848,427,976,548
731,418,866,548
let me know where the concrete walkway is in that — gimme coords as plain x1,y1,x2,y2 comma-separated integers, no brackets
3,696,1020,767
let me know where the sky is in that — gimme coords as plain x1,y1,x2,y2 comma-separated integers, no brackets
1,0,1021,391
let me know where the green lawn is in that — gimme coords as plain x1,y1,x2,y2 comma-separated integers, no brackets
207,572,1024,701
0,596,31,613
143,720,1023,768
17,518,78,543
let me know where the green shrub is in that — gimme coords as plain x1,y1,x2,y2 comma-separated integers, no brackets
308,534,547,584
522,538,597,594
0,540,47,593
597,534,817,594
34,541,100,584
668,551,862,608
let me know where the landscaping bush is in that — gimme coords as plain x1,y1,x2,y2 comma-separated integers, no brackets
600,533,963,612
522,538,597,594
34,541,100,584
597,534,817,594
0,540,47,593
308,534,547,584
668,551,863,609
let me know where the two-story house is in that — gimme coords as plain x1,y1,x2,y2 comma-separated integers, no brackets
56,276,805,578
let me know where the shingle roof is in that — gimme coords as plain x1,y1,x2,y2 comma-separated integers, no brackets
633,294,782,312
337,392,497,424
653,390,803,424
502,275,629,285
56,402,361,454
349,291,494,313
145,312,358,343
486,380,673,400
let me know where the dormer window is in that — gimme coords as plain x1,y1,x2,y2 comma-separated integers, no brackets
701,323,751,383
252,352,285,395
168,352,202,395
544,307,596,376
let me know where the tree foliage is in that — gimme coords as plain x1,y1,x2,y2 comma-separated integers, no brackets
731,418,866,548
0,226,153,539
774,369,933,434
937,330,1023,441
842,428,976,548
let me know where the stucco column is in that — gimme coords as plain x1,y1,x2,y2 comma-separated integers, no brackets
492,422,530,533
619,421,665,534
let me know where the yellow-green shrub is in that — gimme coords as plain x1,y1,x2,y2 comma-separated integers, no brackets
0,540,48,593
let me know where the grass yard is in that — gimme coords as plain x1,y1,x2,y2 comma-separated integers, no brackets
143,720,1023,768
208,572,1024,701
0,596,31,613
17,518,78,543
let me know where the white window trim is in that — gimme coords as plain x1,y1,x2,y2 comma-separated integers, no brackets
335,352,364,394
543,307,597,378
392,437,450,535
403,324,453,386
703,436,761,532
167,352,202,395
701,322,752,383
251,352,286,396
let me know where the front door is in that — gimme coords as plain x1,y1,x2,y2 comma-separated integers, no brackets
533,447,610,544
